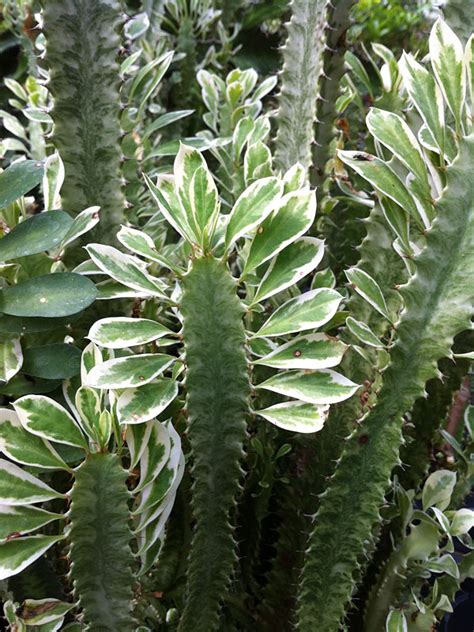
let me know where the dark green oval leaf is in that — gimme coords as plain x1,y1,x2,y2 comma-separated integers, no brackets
0,160,44,208
22,344,82,380
0,211,73,261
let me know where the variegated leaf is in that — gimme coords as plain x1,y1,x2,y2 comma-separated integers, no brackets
0,336,22,383
253,237,324,303
254,289,342,338
367,108,430,196
14,395,87,450
0,504,62,539
126,422,153,470
346,316,384,348
429,18,466,131
225,177,283,249
117,379,178,424
88,317,172,349
58,206,100,250
254,333,347,370
244,190,316,274
0,409,67,470
0,535,63,581
86,244,166,298
75,386,101,442
338,151,426,227
257,369,359,404
145,174,196,244
15,598,73,626
117,225,178,272
283,163,306,193
0,459,64,505
135,421,171,492
345,267,391,321
86,354,175,389
399,53,445,154
256,401,329,433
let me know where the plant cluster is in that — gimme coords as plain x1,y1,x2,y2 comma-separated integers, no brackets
0,1,472,631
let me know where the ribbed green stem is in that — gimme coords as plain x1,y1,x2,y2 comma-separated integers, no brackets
297,135,474,631
274,0,326,175
43,0,124,243
68,452,135,631
179,257,250,632
311,0,357,201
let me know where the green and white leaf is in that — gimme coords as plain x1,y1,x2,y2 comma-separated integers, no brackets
126,422,153,470
16,598,73,626
74,386,101,443
88,317,172,349
346,316,385,348
0,409,66,470
450,508,474,536
225,177,283,249
86,244,166,298
86,354,175,389
422,469,457,511
117,225,178,272
338,151,424,227
117,379,178,424
0,459,64,505
399,53,445,154
255,401,329,433
429,18,466,131
367,108,430,195
244,190,316,274
254,289,342,338
257,369,359,405
254,333,347,370
0,336,22,383
58,206,100,250
145,174,196,244
253,237,324,303
0,504,62,539
0,535,63,581
135,421,171,492
386,609,407,632
345,267,391,321
14,395,87,450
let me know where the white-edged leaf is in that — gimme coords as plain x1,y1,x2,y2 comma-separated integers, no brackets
345,267,391,321
282,163,306,193
0,336,23,383
126,422,153,470
254,288,342,338
117,225,177,272
253,237,324,303
0,504,62,539
386,609,407,632
59,206,100,250
346,316,384,348
135,421,171,492
0,459,64,505
256,401,329,433
0,409,67,470
0,535,63,581
244,190,316,274
74,386,101,443
257,369,359,404
399,52,445,154
450,508,474,536
422,469,456,511
85,354,175,389
88,317,172,349
429,18,466,131
338,151,424,227
14,395,87,450
145,173,197,244
15,598,73,626
225,177,283,249
86,244,166,298
254,333,347,370
80,341,104,384
367,108,430,195
117,379,178,424
135,421,182,519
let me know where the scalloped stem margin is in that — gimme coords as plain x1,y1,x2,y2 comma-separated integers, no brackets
297,134,474,631
178,257,250,632
42,0,124,242
68,452,135,631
